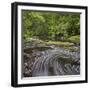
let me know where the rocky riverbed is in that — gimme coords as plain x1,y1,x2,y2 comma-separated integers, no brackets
23,44,80,77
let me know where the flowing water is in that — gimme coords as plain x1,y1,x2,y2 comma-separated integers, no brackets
23,46,80,77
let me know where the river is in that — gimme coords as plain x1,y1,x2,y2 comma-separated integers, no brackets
23,45,80,77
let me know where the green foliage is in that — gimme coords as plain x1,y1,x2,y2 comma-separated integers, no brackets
22,10,80,43
68,35,80,44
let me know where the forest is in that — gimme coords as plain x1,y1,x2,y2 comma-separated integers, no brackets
22,11,80,44
22,10,80,77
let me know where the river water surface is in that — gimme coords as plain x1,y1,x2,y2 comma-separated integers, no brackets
23,46,80,77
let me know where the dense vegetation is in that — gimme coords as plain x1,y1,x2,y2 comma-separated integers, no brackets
22,11,80,44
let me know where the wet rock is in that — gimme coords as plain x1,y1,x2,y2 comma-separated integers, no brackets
23,46,80,77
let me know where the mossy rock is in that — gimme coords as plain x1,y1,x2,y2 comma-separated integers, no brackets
68,35,80,44
63,46,80,52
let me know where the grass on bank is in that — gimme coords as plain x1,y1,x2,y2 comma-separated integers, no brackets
45,41,74,46
67,35,80,44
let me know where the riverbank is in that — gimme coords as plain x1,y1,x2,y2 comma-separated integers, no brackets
24,38,80,52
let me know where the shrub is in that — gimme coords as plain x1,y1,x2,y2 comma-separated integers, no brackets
68,35,80,44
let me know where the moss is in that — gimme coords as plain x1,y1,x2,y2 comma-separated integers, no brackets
45,41,74,47
63,46,80,52
68,35,80,44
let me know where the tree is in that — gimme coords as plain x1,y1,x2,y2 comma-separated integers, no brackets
22,10,80,42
